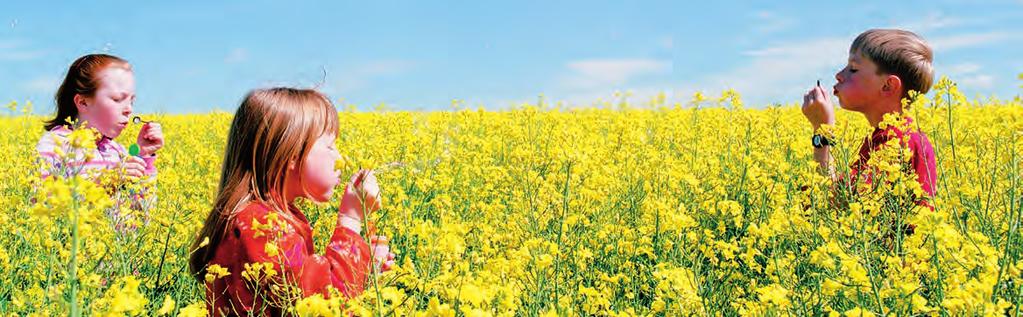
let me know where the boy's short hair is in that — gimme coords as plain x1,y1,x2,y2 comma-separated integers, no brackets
850,29,934,97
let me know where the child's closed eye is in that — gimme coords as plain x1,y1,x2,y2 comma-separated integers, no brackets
113,94,133,103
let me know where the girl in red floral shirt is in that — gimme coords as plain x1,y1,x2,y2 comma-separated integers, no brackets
188,87,395,316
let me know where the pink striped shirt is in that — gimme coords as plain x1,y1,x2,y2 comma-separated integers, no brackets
36,126,157,179
36,126,159,231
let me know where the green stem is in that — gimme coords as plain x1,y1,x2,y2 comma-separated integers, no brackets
553,162,572,312
358,190,385,316
69,177,80,317
946,89,961,179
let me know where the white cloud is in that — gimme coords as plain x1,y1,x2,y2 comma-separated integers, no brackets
327,59,415,94
485,57,676,108
689,36,849,105
959,74,994,89
676,9,1022,107
0,39,45,61
752,11,796,34
930,31,1015,51
561,58,671,90
945,62,981,75
893,12,965,32
21,75,59,94
742,37,849,58
942,62,996,90
225,48,248,63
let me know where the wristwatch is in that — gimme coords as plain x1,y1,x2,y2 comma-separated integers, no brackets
811,134,832,148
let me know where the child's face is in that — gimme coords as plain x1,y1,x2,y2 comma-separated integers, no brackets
79,67,135,138
833,51,885,112
298,133,342,202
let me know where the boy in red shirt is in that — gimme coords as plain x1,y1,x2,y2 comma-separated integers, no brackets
801,29,938,202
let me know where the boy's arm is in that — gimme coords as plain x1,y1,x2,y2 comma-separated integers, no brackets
813,145,834,178
802,85,836,178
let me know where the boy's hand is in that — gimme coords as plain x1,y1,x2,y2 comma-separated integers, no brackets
339,169,382,219
136,122,164,157
802,86,835,131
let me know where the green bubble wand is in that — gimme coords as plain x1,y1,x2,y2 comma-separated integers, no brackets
128,116,154,157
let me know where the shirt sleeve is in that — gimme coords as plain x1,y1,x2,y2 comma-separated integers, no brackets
142,154,158,176
233,205,372,300
35,131,64,179
909,134,938,198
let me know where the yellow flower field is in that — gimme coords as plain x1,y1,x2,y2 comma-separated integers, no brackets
1,78,1021,316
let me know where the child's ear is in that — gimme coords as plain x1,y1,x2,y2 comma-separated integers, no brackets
882,74,903,97
73,94,88,113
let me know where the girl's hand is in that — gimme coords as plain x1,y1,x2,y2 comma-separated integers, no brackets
122,155,147,178
339,169,382,219
137,122,164,157
371,235,396,272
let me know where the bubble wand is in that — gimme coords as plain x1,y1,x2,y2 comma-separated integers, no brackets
128,116,155,157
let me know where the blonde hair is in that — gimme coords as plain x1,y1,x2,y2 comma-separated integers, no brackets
850,29,934,98
189,87,339,279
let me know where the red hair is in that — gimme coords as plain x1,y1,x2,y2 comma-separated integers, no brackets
44,54,132,131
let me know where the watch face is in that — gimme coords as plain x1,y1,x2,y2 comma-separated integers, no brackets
812,135,822,147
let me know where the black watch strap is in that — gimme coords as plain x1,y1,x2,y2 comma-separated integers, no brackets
812,134,832,148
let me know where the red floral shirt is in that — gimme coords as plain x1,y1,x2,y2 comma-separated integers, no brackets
205,202,370,316
849,118,938,203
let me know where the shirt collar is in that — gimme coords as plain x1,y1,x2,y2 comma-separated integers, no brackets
96,136,113,151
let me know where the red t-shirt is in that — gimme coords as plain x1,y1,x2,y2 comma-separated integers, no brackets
850,119,938,200
205,202,371,316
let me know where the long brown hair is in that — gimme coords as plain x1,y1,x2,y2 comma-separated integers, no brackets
45,54,131,131
188,87,339,279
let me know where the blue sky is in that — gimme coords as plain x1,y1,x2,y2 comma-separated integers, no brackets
1,1,1020,113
